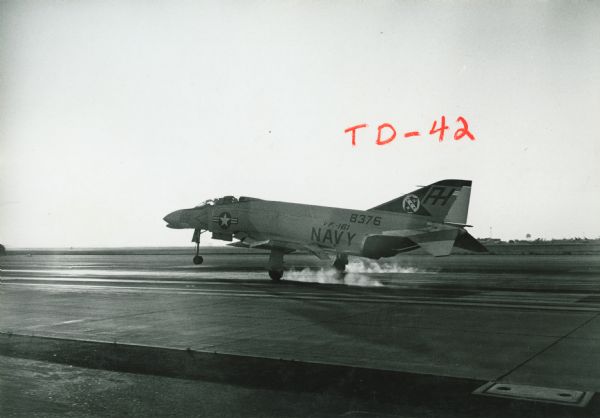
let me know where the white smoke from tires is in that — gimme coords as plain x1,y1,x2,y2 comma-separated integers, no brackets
285,260,422,287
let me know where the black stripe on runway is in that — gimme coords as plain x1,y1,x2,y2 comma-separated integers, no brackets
1,333,597,416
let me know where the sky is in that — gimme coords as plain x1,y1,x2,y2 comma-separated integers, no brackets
1,0,599,247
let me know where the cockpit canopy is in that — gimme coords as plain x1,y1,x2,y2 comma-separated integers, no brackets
195,196,261,208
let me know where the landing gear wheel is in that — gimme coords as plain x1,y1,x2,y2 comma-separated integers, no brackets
333,254,348,272
268,249,285,282
269,270,283,281
333,260,346,272
192,230,203,265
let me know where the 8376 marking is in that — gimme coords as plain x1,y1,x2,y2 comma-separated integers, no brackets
350,214,381,226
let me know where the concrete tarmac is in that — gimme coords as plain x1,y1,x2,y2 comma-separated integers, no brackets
1,251,600,417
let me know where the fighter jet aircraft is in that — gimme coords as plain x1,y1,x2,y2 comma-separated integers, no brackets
163,179,487,280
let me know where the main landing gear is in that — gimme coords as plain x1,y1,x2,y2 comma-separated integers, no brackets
268,248,285,282
333,253,348,273
266,251,348,281
192,228,204,265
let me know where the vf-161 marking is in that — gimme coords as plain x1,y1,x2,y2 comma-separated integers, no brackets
164,179,487,281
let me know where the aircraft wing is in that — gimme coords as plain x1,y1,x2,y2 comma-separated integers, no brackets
303,244,333,260
228,237,332,260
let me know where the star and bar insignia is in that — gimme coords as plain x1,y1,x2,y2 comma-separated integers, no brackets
212,212,239,229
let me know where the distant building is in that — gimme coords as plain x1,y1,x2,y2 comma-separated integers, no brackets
479,238,503,244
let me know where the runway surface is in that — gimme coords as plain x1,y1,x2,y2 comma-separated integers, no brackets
2,250,600,417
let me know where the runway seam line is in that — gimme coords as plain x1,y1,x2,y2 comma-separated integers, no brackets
4,282,600,313
494,310,600,382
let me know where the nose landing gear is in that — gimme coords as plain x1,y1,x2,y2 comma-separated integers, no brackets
192,229,204,265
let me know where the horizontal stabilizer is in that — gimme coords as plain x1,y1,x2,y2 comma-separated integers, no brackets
410,229,459,257
382,228,459,257
454,230,488,253
443,221,473,228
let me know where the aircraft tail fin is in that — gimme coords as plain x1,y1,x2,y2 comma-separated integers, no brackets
369,179,472,223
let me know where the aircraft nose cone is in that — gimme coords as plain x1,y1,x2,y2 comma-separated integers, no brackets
163,207,208,229
163,210,186,228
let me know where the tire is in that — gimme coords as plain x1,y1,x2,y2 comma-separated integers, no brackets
268,270,283,281
333,260,346,272
193,255,204,265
